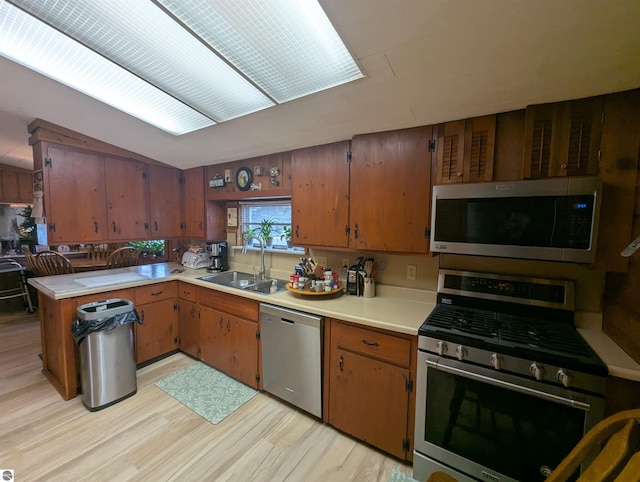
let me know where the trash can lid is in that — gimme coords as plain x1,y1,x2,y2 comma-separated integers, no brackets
77,298,134,321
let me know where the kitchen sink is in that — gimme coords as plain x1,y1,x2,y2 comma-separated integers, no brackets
241,279,288,294
198,271,255,285
197,272,288,295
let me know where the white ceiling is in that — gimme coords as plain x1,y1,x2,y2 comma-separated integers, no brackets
1,0,639,171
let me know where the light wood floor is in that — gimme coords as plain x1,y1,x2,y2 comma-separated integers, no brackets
0,307,413,481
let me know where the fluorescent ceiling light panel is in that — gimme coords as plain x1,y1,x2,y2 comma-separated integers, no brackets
1,0,363,135
10,0,275,122
157,0,365,103
0,1,214,135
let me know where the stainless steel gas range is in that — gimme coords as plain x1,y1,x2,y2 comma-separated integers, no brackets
413,270,607,482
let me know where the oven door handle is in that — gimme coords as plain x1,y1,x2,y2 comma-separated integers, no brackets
425,358,591,411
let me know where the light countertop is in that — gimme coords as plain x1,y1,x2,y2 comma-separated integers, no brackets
28,262,435,336
28,262,640,380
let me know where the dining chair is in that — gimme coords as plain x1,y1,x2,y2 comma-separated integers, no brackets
546,408,640,481
105,247,140,269
35,250,75,276
89,244,111,261
21,245,44,276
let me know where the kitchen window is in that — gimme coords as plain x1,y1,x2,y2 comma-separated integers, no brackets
240,200,296,250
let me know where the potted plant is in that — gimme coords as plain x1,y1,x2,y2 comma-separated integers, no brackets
280,226,293,248
242,227,257,241
127,240,165,257
258,218,275,247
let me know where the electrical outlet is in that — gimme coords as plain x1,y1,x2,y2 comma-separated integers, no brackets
316,256,327,268
342,258,350,268
407,264,417,280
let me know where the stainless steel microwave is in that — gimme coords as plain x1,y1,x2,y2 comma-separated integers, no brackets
430,177,602,263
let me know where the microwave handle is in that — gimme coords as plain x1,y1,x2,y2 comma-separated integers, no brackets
424,358,591,411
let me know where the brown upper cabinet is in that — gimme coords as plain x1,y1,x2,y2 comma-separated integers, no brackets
349,126,434,253
33,143,108,244
147,165,183,239
434,115,496,184
291,141,350,248
0,165,33,204
105,157,148,240
522,97,604,179
182,167,206,239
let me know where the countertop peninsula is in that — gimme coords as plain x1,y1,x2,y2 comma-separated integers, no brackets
28,262,434,336
28,262,640,381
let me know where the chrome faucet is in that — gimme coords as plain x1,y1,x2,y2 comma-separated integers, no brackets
242,235,266,281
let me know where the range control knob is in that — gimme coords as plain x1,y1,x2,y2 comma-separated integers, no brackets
490,353,503,370
556,369,572,387
436,341,448,356
529,363,546,381
455,345,466,361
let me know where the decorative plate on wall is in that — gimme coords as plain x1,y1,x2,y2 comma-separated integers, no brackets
235,167,252,191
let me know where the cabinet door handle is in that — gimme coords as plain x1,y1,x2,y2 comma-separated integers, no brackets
227,319,231,332
140,310,145,324
339,355,344,372
199,221,203,231
190,307,195,317
154,221,158,231
361,339,379,347
219,315,224,328
295,225,299,238
94,221,98,233
354,223,359,239
112,221,117,233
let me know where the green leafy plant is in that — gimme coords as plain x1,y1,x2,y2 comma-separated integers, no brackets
258,218,275,245
280,226,293,247
242,227,258,241
127,240,165,254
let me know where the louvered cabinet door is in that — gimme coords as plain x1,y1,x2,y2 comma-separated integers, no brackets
435,120,466,183
555,97,604,177
522,103,562,179
463,115,496,182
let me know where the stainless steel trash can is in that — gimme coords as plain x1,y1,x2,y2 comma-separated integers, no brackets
74,299,138,411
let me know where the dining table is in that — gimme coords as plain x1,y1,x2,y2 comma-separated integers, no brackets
68,254,108,272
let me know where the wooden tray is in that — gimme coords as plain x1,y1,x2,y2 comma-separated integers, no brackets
285,283,344,297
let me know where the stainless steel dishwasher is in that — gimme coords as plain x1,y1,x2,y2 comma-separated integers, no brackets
260,303,323,418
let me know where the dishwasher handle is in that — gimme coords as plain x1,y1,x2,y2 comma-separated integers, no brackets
281,318,295,325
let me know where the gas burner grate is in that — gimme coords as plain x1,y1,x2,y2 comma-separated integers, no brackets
427,304,498,339
499,313,593,358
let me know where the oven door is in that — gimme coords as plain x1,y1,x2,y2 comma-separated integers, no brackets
414,351,604,482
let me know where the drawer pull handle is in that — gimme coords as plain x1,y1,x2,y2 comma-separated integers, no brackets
361,339,379,347
150,291,163,296
339,355,344,372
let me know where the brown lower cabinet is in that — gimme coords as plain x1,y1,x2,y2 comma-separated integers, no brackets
327,318,417,461
178,299,199,358
198,288,260,389
134,282,179,365
36,279,416,462
178,281,199,358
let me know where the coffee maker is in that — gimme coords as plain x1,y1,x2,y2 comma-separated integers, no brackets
206,241,228,272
